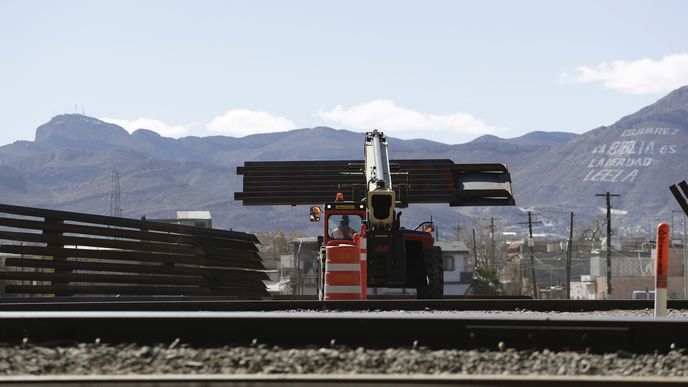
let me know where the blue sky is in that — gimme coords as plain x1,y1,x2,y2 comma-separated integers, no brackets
1,0,687,145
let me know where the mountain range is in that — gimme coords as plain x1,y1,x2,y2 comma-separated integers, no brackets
1,85,688,239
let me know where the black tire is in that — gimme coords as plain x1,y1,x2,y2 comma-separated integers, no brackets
416,246,444,299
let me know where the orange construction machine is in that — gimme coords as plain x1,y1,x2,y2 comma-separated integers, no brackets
236,130,515,299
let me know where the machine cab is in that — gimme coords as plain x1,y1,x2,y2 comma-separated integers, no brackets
327,213,363,240
319,202,366,245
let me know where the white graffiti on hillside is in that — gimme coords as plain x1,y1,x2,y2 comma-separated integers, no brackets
583,168,639,183
591,141,677,156
587,157,653,168
621,127,680,137
583,128,679,184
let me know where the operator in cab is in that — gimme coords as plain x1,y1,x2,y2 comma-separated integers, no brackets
332,215,355,240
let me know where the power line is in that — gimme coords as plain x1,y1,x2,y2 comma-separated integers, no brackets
596,192,620,297
566,211,574,300
518,211,543,299
488,217,499,268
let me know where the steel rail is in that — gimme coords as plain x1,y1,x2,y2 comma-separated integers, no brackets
0,310,686,353
0,374,684,386
0,298,686,312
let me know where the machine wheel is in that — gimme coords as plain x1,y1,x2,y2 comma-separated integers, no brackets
416,246,444,299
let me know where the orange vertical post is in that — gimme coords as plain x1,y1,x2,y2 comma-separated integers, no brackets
656,223,669,317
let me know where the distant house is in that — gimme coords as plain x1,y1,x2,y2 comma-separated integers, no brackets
503,237,593,297
174,211,213,228
588,246,685,300
570,275,597,300
522,237,687,300
149,211,213,228
434,240,472,296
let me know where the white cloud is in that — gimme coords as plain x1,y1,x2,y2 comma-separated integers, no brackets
101,117,191,137
206,109,296,136
316,99,495,141
101,102,498,144
561,54,688,94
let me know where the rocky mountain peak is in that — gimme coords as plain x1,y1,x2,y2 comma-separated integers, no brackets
512,131,577,146
132,128,162,138
469,134,504,143
466,132,577,147
35,114,130,148
652,85,688,111
616,85,688,127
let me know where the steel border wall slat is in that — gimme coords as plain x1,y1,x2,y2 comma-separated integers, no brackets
0,203,258,243
4,258,269,281
0,204,268,298
235,159,514,206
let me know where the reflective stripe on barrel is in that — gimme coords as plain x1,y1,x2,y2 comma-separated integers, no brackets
360,224,367,300
327,263,361,271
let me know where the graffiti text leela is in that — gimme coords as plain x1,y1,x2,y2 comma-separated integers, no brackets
583,128,678,183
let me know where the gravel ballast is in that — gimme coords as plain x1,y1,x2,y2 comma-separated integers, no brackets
1,343,688,377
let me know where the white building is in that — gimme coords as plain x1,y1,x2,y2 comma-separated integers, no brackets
435,240,472,295
175,211,213,228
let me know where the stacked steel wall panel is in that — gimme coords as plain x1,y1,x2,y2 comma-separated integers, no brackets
235,159,514,207
0,204,268,298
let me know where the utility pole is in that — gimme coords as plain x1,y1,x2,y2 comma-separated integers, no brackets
519,211,542,299
454,223,461,241
596,192,620,297
490,217,496,268
684,213,687,299
527,212,537,299
566,211,574,300
472,228,478,270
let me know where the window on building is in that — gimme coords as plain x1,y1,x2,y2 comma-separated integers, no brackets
443,256,455,271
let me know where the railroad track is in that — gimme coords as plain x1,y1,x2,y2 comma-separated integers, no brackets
1,298,687,386
1,298,687,353
0,374,685,386
1,296,686,312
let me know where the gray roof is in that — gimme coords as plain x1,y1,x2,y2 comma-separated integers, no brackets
435,240,470,252
291,237,319,245
176,211,212,220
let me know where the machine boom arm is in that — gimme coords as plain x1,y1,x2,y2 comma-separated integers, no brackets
364,130,396,227
365,130,393,192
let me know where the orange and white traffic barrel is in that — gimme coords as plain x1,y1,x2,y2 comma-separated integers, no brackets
359,224,367,300
324,243,361,300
